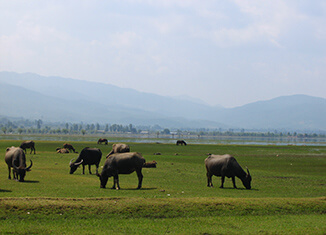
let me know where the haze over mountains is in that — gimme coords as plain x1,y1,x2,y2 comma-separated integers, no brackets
0,72,325,131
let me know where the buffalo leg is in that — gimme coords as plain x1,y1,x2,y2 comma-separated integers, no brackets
8,166,11,179
136,169,143,189
220,176,225,188
111,178,116,189
88,165,92,174
112,175,120,190
206,172,213,187
95,164,99,175
82,165,85,174
232,177,237,188
13,169,17,180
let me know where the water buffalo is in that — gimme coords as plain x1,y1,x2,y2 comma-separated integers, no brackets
69,147,102,174
20,140,36,154
5,147,33,182
143,160,157,168
63,143,77,153
106,143,130,158
57,148,69,154
97,138,108,145
176,140,187,146
97,152,152,189
205,154,252,189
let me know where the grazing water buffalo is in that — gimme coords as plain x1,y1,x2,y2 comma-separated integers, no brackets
176,140,187,146
20,140,36,154
97,152,153,189
205,154,252,189
106,143,130,158
69,147,102,174
97,138,108,145
5,147,33,182
63,143,77,153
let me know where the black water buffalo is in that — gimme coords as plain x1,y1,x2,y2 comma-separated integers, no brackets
20,140,36,154
69,147,102,174
5,147,33,182
106,143,130,158
63,143,77,153
97,138,108,145
97,152,152,189
176,140,187,146
205,154,252,189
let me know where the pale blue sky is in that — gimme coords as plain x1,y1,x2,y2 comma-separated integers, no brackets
1,0,325,107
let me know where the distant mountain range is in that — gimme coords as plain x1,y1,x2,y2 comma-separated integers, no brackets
0,71,325,131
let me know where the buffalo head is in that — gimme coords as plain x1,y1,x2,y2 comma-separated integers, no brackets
13,160,33,182
241,167,252,189
69,158,83,174
96,172,110,188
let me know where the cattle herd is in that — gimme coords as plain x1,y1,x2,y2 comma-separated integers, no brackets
4,139,252,190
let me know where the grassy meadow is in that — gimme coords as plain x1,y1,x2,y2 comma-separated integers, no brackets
0,139,325,234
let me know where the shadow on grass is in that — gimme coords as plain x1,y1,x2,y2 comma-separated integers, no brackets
103,187,157,191
23,180,40,183
0,189,12,193
220,187,259,191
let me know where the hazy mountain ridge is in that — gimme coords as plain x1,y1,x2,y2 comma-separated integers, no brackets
0,72,325,131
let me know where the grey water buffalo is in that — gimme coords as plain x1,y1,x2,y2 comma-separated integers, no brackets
106,143,130,158
69,147,102,174
97,138,108,145
63,143,77,153
176,140,187,146
97,152,153,189
20,140,36,154
5,147,33,182
205,154,252,189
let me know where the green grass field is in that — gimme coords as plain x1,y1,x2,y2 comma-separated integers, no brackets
0,139,325,234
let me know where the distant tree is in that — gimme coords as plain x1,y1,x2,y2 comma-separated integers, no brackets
162,128,170,135
72,124,79,131
2,126,7,134
81,129,86,135
36,119,42,129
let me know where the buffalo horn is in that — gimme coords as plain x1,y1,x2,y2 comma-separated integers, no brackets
69,158,75,166
246,167,251,176
13,164,19,170
26,160,33,171
74,159,84,166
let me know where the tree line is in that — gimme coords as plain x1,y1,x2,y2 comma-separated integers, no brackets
0,117,325,138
